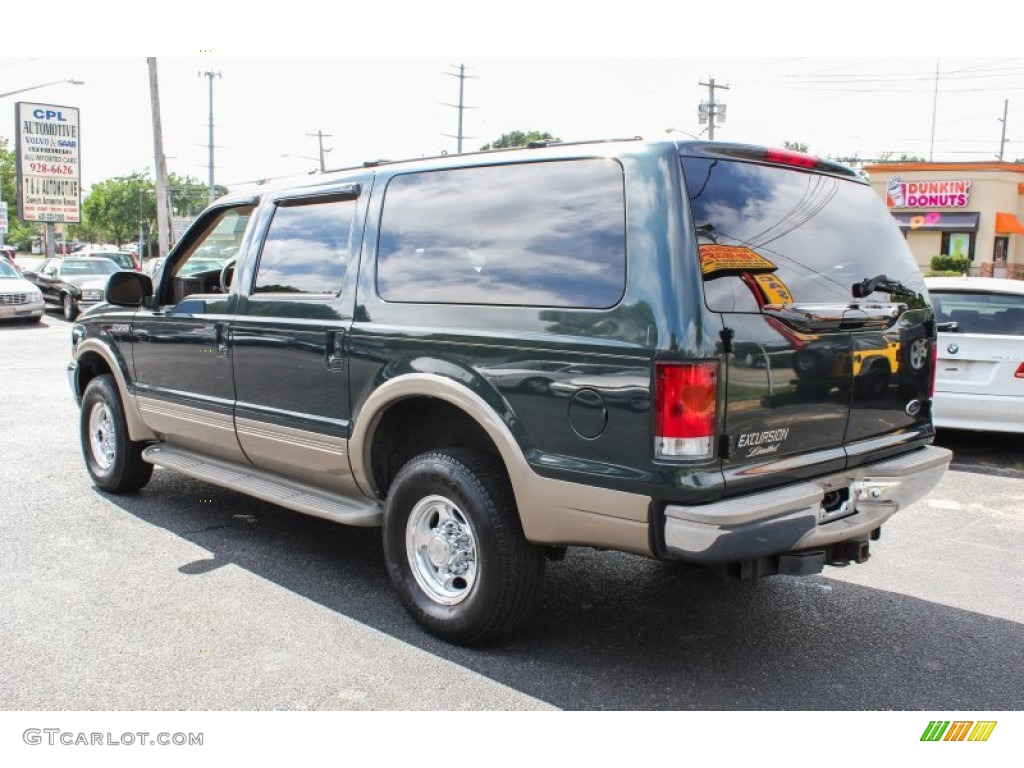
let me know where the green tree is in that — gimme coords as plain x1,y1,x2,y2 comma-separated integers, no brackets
81,171,156,247
0,136,42,249
877,151,926,163
168,173,226,216
480,130,560,150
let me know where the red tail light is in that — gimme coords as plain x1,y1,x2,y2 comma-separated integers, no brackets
1015,362,1024,379
654,361,718,460
764,148,819,169
930,341,938,397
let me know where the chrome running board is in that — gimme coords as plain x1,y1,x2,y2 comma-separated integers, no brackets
141,444,382,527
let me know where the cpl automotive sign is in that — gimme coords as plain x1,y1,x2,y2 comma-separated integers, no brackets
886,175,971,209
15,102,81,224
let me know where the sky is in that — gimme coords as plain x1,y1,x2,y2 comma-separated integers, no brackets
2,5,1023,197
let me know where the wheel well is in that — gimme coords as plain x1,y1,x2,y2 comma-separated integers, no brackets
370,397,503,498
74,351,114,398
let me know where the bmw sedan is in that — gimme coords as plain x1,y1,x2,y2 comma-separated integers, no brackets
926,276,1024,433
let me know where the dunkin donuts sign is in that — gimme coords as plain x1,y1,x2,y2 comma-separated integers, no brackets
886,176,971,208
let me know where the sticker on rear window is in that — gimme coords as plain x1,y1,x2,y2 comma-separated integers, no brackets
750,273,794,305
699,245,778,277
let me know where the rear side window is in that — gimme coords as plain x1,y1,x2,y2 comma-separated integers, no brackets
681,157,926,312
376,159,626,308
931,290,1024,335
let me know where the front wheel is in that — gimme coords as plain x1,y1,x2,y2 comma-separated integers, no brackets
62,293,78,321
80,375,153,493
383,449,545,645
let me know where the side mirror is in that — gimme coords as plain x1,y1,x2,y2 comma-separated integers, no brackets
106,271,153,307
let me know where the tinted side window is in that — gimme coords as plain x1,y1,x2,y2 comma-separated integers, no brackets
376,159,626,308
254,198,354,295
931,290,1024,335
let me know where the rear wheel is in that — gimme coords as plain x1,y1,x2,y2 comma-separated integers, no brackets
80,375,153,492
383,449,545,645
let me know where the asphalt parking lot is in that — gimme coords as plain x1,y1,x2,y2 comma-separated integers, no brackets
1,314,1022,712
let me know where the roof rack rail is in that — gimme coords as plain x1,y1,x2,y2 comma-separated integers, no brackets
351,137,647,172
527,136,644,149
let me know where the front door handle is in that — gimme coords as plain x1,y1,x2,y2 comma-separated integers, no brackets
215,323,230,358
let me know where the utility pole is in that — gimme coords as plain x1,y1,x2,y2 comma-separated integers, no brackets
199,70,221,203
443,64,476,153
929,59,940,162
305,130,333,172
698,77,729,140
998,99,1009,161
148,58,171,260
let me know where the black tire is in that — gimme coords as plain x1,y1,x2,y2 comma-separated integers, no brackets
80,374,153,493
62,293,79,321
383,449,545,645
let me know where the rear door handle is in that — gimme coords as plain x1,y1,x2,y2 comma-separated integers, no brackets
326,329,346,371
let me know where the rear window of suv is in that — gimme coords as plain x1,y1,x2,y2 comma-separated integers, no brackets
376,159,627,308
680,156,926,312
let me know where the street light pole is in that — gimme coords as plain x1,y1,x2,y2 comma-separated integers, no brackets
280,154,320,174
0,79,84,100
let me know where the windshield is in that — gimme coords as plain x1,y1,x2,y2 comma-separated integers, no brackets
681,156,926,312
90,252,132,267
0,261,19,279
61,259,118,276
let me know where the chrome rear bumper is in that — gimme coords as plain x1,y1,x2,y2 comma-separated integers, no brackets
663,445,952,564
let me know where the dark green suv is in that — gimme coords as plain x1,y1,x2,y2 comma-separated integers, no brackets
68,139,951,644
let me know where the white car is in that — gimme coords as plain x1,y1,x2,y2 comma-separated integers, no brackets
0,259,46,322
926,276,1024,433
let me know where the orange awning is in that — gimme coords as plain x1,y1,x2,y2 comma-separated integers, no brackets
995,211,1024,235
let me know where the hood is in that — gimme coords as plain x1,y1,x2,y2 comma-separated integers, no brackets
0,276,39,293
65,275,110,289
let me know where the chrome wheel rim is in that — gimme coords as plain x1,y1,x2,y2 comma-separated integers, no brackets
406,494,478,605
88,401,116,471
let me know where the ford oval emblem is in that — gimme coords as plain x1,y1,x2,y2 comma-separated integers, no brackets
947,343,959,354
905,399,922,417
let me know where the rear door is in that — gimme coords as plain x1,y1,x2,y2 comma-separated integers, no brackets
680,149,934,494
229,185,366,495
